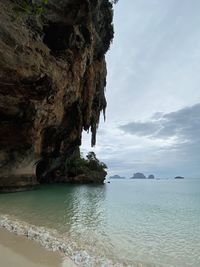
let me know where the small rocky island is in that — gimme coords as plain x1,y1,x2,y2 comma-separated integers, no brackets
174,176,184,179
109,175,125,179
148,174,155,179
130,173,155,179
130,173,146,179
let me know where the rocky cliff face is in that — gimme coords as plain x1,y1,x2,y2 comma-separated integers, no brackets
0,0,114,190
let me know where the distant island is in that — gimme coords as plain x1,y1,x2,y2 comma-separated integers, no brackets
148,174,155,179
130,173,146,179
130,173,155,179
109,175,126,179
174,176,184,179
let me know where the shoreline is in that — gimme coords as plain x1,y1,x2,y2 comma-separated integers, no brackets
0,214,122,267
0,222,77,267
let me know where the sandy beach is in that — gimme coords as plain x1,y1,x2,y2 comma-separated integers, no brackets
0,228,77,267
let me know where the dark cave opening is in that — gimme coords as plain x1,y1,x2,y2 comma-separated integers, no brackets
35,159,48,182
43,22,74,54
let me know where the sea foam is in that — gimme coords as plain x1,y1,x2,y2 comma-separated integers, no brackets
0,215,132,267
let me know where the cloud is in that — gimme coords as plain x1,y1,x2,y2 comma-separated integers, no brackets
119,120,155,137
82,104,200,178
120,103,200,143
120,121,160,137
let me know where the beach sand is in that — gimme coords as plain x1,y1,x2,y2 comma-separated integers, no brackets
0,228,77,267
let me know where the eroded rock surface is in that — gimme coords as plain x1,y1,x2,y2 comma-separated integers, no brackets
0,0,114,189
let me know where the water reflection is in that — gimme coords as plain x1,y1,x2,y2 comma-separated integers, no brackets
0,184,107,233
64,185,106,230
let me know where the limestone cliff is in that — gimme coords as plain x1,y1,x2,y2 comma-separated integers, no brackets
0,0,114,190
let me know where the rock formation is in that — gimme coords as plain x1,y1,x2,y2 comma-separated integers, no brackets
0,0,114,190
148,174,155,179
130,173,146,179
109,175,125,179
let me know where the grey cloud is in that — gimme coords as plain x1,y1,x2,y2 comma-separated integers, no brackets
151,112,164,119
119,121,159,136
120,121,160,136
82,104,200,177
120,103,200,142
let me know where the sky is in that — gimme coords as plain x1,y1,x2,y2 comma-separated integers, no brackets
81,0,200,178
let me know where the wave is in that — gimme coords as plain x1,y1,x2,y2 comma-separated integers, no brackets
0,214,133,267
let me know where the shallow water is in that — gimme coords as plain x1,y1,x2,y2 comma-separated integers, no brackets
0,179,200,267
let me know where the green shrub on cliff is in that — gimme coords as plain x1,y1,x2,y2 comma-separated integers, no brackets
66,151,107,177
86,152,107,172
13,0,49,16
66,155,87,176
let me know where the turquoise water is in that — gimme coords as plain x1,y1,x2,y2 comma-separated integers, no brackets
0,179,200,266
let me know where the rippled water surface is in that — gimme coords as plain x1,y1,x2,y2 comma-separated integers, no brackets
0,179,200,266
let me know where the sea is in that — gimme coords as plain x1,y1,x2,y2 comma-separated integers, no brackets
0,179,200,267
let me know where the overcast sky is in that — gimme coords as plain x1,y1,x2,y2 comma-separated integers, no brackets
82,0,200,178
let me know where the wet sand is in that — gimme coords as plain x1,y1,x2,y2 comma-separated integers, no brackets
0,228,77,267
